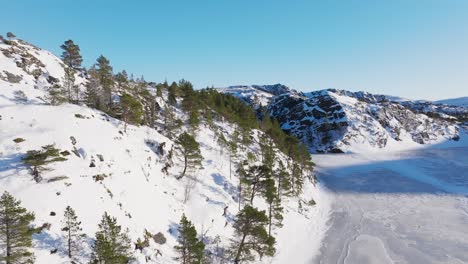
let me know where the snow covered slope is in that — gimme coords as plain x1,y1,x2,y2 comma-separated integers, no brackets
0,39,327,263
435,96,468,107
221,86,467,153
218,84,297,109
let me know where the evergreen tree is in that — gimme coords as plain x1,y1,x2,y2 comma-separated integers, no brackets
84,66,101,109
264,178,283,236
62,67,78,103
228,129,240,179
22,144,67,183
90,212,132,264
155,83,163,97
175,132,203,179
162,105,179,137
275,161,291,197
230,206,275,263
46,84,67,105
60,40,83,70
168,81,178,105
114,71,129,92
119,93,144,131
179,80,200,129
139,88,159,128
61,206,84,260
0,191,35,264
95,55,114,111
174,214,205,264
60,40,82,103
241,165,270,205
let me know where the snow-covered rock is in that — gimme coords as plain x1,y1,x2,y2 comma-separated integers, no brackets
221,86,467,153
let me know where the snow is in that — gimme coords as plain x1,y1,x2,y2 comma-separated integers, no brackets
313,144,468,264
0,40,325,263
435,96,468,107
218,86,275,108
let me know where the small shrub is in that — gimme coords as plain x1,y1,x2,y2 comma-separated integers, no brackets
60,150,71,156
13,137,25,143
74,113,85,119
93,174,108,182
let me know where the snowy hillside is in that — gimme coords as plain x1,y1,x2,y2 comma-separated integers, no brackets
435,96,468,107
0,38,327,263
221,86,467,153
217,84,297,110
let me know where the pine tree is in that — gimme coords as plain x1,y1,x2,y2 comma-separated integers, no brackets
162,106,179,137
139,88,159,128
60,40,82,103
62,67,77,103
61,206,84,260
84,66,101,109
231,206,275,263
0,191,35,264
95,55,114,111
114,71,129,92
241,165,270,205
22,144,67,183
46,84,67,105
119,93,143,131
174,214,205,264
156,83,163,97
228,129,240,180
60,40,83,70
168,81,178,105
175,132,203,179
275,161,291,197
264,178,283,236
90,212,132,264
179,80,200,129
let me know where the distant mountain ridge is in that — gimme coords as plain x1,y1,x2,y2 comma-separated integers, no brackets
435,97,468,107
220,85,467,153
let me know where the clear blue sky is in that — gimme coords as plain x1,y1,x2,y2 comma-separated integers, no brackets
3,0,468,100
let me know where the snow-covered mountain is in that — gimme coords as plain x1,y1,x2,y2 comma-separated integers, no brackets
217,84,298,109
435,96,468,108
220,85,467,153
0,39,328,263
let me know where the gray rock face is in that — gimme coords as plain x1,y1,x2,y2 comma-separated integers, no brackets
220,86,465,153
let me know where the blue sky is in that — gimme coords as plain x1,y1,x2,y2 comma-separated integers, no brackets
3,0,468,100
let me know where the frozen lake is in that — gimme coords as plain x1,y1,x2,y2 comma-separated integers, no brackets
313,146,468,264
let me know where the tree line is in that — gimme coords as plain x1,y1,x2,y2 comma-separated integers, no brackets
0,191,209,264
5,37,317,263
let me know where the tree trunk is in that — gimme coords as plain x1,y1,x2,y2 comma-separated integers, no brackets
68,224,72,258
268,203,272,236
178,155,187,180
234,233,247,264
249,181,257,205
6,215,11,264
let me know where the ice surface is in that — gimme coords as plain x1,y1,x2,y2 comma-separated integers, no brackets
313,146,468,264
